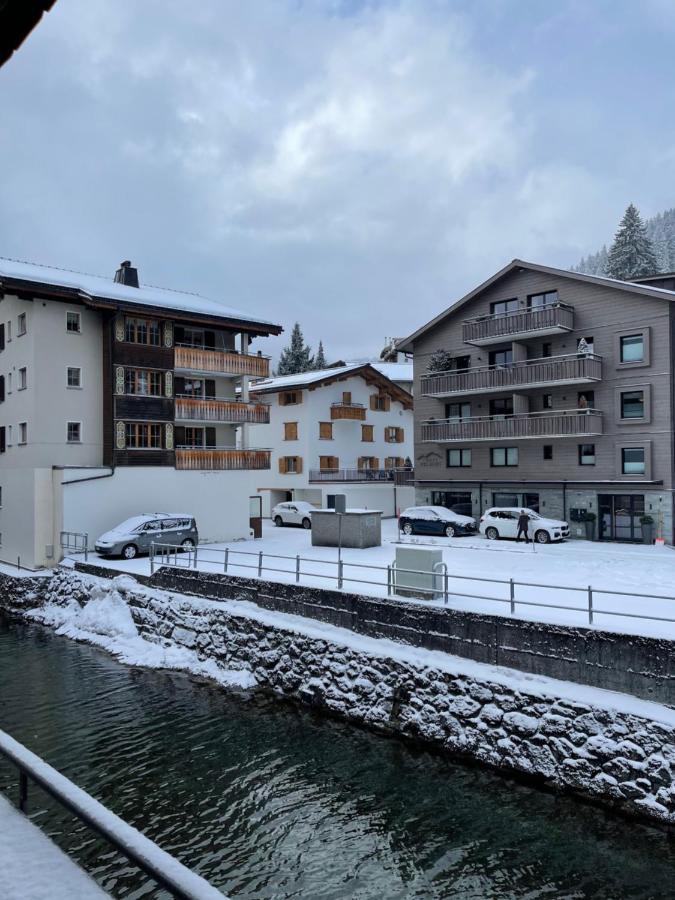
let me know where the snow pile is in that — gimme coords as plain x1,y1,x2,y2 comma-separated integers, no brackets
29,575,256,691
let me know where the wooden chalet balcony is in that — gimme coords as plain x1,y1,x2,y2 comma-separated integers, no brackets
331,402,366,421
462,303,574,345
174,345,270,378
421,409,602,443
421,353,602,397
309,468,414,484
175,396,270,424
175,447,271,470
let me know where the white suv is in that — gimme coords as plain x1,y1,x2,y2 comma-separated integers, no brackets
272,501,315,529
479,508,569,544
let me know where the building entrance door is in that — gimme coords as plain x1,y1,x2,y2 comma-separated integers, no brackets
598,494,644,542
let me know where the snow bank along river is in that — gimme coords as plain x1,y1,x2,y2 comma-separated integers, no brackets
1,615,674,899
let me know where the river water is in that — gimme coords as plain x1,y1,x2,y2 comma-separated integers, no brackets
0,617,672,899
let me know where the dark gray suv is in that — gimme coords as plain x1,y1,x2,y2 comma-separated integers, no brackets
95,514,198,560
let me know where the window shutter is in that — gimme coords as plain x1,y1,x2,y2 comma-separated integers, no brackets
370,395,376,411
397,427,404,442
279,457,286,473
279,392,286,407
373,457,380,470
343,392,351,404
295,457,303,474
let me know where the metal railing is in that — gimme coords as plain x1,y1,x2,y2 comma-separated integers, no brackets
462,302,574,344
421,353,603,397
308,467,414,484
0,728,224,900
147,542,675,629
421,408,603,442
60,531,89,561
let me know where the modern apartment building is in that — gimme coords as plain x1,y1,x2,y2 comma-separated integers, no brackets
398,259,675,542
0,257,282,567
250,364,415,516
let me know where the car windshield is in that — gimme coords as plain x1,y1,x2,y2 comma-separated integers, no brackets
109,516,157,534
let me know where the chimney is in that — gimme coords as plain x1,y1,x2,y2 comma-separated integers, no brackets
114,260,139,288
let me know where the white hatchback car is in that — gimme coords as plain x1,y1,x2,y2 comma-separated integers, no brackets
272,501,315,529
479,508,569,544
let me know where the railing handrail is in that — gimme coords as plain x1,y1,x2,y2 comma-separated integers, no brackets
463,301,574,325
174,343,270,360
423,407,600,426
175,445,272,451
144,540,675,628
175,394,270,405
423,352,602,380
330,401,366,408
0,729,224,900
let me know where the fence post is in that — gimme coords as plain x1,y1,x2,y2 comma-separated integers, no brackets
224,547,229,574
194,546,198,570
296,555,300,584
338,558,343,590
387,564,391,596
509,578,515,614
17,556,20,572
84,534,89,563
258,551,263,578
150,543,155,576
588,585,593,625
18,771,27,812
444,569,448,605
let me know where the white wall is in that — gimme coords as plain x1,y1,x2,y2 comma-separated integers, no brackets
61,467,255,549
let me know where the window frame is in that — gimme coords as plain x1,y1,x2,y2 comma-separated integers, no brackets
490,446,518,467
18,422,27,445
125,368,163,396
361,424,374,442
616,328,650,369
489,298,519,318
284,421,298,441
18,368,27,391
319,421,333,440
125,422,163,449
67,366,82,389
124,316,161,346
621,446,645,476
614,383,650,425
578,443,596,466
446,448,472,468
66,310,82,334
17,312,26,336
527,290,558,310
67,421,82,444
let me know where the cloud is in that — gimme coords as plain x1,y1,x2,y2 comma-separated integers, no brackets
0,0,656,360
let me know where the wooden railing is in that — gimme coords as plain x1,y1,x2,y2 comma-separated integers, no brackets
175,396,270,423
421,409,602,442
462,303,574,344
421,354,602,397
174,345,270,377
175,447,271,470
331,402,366,421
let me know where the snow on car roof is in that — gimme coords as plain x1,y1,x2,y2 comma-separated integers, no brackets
0,256,280,331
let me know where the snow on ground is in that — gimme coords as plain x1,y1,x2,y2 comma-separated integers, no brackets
66,520,675,640
0,794,108,899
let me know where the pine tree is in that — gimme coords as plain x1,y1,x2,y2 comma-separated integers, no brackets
605,204,658,280
313,340,327,370
275,322,314,375
427,349,455,373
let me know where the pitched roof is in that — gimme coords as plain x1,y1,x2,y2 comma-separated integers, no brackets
0,0,56,69
251,363,413,408
0,256,283,336
397,258,675,351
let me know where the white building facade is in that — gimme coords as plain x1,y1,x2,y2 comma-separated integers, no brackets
0,257,282,568
250,364,415,516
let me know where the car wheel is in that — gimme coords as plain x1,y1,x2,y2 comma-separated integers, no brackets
181,539,195,551
122,544,138,560
302,518,312,529
444,524,455,538
274,515,283,527
485,527,499,541
535,529,551,544
402,522,414,535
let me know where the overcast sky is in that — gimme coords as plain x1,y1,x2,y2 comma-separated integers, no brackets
1,0,674,362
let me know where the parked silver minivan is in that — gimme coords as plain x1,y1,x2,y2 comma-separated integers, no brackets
95,514,198,559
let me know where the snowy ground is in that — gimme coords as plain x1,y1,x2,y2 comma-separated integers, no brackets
0,795,108,899
65,520,675,640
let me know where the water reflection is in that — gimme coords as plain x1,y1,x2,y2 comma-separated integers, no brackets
0,618,672,898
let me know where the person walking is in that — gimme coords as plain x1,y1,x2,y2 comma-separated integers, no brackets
516,509,530,543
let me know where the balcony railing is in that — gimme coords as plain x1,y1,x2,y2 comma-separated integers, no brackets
421,353,602,397
422,409,602,442
462,303,574,345
331,402,367,421
309,468,414,484
175,447,271,470
174,345,270,378
175,396,270,424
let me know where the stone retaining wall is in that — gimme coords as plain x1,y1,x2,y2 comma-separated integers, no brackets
2,568,674,826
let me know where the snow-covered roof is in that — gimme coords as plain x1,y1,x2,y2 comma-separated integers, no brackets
251,362,414,407
397,258,675,351
0,256,282,333
370,362,413,383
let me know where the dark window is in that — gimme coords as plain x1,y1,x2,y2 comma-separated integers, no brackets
455,355,471,371
542,394,552,409
542,342,552,358
67,367,81,388
578,444,596,466
527,290,558,309
489,397,513,418
489,348,513,368
491,447,518,467
447,449,472,467
17,313,26,336
543,445,553,460
66,311,81,334
620,334,644,363
431,491,472,517
621,390,645,419
622,447,645,475
0,375,4,403
578,390,594,410
0,427,5,453
67,422,81,443
445,401,471,421
0,323,4,351
490,298,519,317
125,423,162,448
125,317,160,346
125,369,162,396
